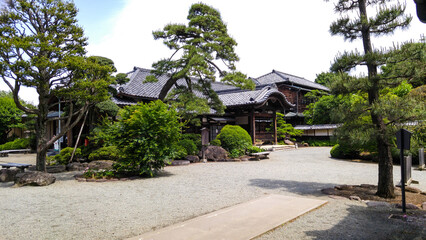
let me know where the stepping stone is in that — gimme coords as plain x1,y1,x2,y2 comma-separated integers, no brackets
128,194,327,240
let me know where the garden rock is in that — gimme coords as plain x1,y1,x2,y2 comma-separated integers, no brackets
185,155,200,163
395,203,420,210
67,162,88,171
284,139,294,145
88,160,114,170
203,146,228,162
0,169,21,182
14,171,56,187
365,201,392,208
46,165,66,173
349,195,361,201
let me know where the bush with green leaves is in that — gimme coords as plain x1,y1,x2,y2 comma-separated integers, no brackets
330,144,358,159
216,125,252,157
93,100,183,176
181,133,202,150
88,146,119,161
178,139,198,156
0,138,30,150
50,147,81,165
246,145,263,154
209,138,221,146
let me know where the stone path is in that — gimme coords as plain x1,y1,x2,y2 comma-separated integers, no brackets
128,194,327,240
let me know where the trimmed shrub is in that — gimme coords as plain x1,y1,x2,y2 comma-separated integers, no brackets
88,146,119,161
216,125,252,157
178,139,198,156
330,144,358,159
51,147,81,165
182,133,202,150
0,138,30,150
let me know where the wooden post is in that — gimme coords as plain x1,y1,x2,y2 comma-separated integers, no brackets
273,112,277,145
251,110,256,145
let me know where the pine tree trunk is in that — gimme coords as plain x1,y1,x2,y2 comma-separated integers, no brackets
35,87,49,172
359,0,395,198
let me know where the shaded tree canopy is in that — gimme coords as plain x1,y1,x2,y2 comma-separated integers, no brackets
147,3,255,115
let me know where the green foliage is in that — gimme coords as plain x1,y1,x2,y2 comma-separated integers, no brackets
303,94,354,125
381,42,426,88
88,146,119,161
327,0,416,197
209,138,221,146
315,72,340,87
246,145,263,154
95,100,120,117
182,133,202,150
0,93,25,144
149,3,254,115
0,0,115,171
51,147,81,165
176,139,198,157
216,125,252,157
330,144,359,159
271,113,303,141
0,138,30,150
83,169,115,179
93,100,183,176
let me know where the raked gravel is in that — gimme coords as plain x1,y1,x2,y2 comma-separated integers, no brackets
1,147,425,240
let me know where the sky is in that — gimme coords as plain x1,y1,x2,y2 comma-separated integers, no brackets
0,0,424,104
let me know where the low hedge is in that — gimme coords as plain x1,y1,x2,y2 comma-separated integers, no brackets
0,138,30,151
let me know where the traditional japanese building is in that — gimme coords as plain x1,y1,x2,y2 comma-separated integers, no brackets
113,67,329,145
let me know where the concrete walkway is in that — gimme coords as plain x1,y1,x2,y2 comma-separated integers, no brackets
129,194,327,240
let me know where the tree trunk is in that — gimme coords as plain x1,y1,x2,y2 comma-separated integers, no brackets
36,88,50,172
359,0,395,198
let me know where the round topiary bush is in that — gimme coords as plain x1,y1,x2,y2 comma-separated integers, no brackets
216,125,252,157
330,144,359,159
178,139,198,156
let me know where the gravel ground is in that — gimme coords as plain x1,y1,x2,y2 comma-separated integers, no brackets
0,148,425,240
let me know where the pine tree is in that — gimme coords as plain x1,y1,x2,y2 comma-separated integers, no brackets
147,3,254,115
327,0,415,198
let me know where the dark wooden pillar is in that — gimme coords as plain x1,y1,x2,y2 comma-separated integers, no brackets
273,112,278,145
251,109,256,145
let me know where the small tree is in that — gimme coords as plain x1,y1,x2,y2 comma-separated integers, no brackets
148,3,255,115
274,113,303,142
0,0,114,171
94,100,183,176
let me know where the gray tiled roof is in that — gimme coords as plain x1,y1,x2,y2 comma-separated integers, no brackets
111,97,137,106
115,67,294,108
294,124,341,130
256,70,329,91
219,85,294,108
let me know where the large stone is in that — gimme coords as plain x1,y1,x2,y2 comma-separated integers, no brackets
394,203,420,210
66,162,89,171
46,165,66,173
284,139,294,145
0,169,21,182
203,146,228,162
365,201,392,208
88,160,114,170
185,155,200,163
14,171,56,187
